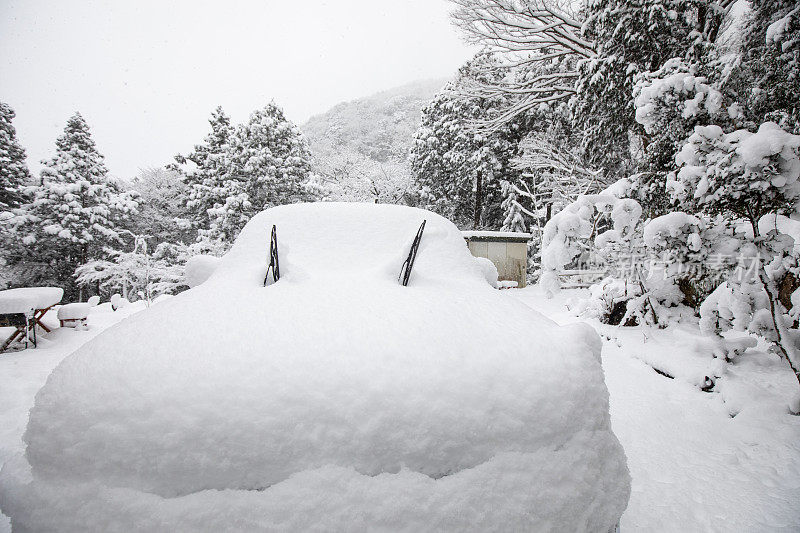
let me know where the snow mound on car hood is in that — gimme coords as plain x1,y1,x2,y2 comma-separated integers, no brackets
0,203,629,531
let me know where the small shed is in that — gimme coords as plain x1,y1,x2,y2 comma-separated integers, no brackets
462,231,531,288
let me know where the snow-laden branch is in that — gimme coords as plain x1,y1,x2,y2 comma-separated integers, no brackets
449,0,737,130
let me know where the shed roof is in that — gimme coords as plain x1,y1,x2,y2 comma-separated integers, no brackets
462,230,532,243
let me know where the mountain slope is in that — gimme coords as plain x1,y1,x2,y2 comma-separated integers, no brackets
302,78,447,165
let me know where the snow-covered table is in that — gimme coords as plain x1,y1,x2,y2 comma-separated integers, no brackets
0,287,64,352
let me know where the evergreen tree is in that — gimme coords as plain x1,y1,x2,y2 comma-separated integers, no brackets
207,102,315,242
410,55,525,229
124,167,195,246
0,102,32,209
731,0,799,134
573,0,724,181
6,113,136,300
630,57,738,215
171,106,234,233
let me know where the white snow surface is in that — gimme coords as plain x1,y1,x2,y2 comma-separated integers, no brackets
0,203,629,532
184,254,221,288
766,8,797,44
56,303,91,321
461,230,532,239
474,256,499,288
0,288,63,315
514,288,800,532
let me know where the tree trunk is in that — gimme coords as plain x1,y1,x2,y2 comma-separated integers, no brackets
474,172,483,229
751,221,800,391
77,245,88,302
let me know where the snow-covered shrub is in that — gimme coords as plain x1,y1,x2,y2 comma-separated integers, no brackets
672,121,800,392
75,236,192,303
573,277,646,326
669,122,800,217
642,212,739,307
109,293,129,311
643,212,704,276
634,58,726,137
539,197,594,297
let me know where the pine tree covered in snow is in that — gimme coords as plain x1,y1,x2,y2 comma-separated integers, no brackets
631,57,737,215
206,102,316,242
410,55,526,229
574,0,725,181
4,113,137,300
731,0,799,134
0,102,32,209
171,106,234,234
124,167,195,246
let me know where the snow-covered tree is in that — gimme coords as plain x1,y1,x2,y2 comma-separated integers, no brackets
206,102,316,243
539,195,597,297
0,102,31,209
6,113,137,300
509,129,603,228
411,55,526,229
171,106,234,234
75,234,188,303
123,167,195,245
630,57,737,215
730,0,799,134
449,0,593,127
669,121,800,388
315,149,412,204
574,0,728,180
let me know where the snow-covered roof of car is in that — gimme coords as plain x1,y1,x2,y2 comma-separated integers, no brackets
0,203,629,531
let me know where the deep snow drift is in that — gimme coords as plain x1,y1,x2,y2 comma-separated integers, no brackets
0,203,629,531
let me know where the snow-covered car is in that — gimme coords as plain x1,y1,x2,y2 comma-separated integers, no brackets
0,203,629,531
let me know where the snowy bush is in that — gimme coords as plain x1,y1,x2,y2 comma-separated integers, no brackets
669,122,800,216
539,197,594,297
75,236,193,303
642,212,739,307
672,121,800,392
634,58,726,137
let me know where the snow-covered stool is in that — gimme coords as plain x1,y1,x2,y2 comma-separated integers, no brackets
58,304,90,329
58,296,100,329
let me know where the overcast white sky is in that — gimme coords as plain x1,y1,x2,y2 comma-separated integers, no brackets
0,0,475,179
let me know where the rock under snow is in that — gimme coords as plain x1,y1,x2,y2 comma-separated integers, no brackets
0,203,629,532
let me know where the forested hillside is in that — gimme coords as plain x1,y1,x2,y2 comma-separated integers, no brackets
301,79,446,204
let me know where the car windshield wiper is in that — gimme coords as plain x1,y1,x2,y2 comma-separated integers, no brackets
264,225,280,286
398,220,426,286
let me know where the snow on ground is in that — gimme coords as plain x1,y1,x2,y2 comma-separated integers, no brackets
512,287,800,532
1,279,798,530
0,302,148,533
